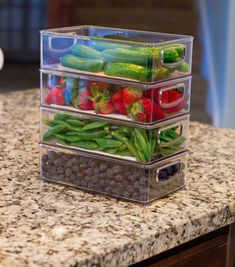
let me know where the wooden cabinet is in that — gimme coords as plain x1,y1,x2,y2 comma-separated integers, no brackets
132,223,235,267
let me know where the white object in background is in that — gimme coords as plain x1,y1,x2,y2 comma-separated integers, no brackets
0,48,4,70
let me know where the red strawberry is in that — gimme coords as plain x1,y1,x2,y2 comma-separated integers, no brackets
128,98,165,122
94,101,115,114
89,81,108,90
73,80,94,110
90,85,114,114
45,87,65,105
112,90,127,115
123,87,143,108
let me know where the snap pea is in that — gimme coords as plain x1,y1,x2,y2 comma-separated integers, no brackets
54,113,71,121
134,129,151,161
51,119,74,130
65,136,81,142
95,138,123,148
66,131,83,136
111,131,140,161
43,124,66,141
137,149,146,162
82,121,109,131
103,148,118,154
42,119,55,127
117,144,127,152
70,141,98,150
66,119,85,127
73,130,107,140
116,150,133,157
54,134,68,142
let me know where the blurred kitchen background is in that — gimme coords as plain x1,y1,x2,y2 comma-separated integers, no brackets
0,0,234,127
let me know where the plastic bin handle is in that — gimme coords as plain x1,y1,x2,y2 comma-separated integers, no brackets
156,160,181,183
160,44,186,68
48,32,77,53
157,122,184,147
159,83,185,108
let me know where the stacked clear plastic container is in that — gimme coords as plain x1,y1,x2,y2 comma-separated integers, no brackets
40,26,193,203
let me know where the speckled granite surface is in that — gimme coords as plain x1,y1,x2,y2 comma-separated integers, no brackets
0,89,234,267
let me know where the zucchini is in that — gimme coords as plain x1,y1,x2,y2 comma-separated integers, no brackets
60,55,103,72
104,62,151,81
71,44,102,60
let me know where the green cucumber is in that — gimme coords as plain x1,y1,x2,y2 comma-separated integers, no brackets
101,48,149,65
91,38,131,51
60,55,104,72
104,62,151,81
176,61,190,73
71,44,102,59
153,66,171,80
162,49,178,63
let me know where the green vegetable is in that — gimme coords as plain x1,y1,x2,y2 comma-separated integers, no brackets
66,131,83,136
111,131,140,160
162,49,178,63
66,119,85,127
91,39,131,51
153,66,170,80
103,148,118,154
104,62,151,81
71,44,102,59
95,138,123,148
70,141,98,150
43,124,65,141
101,48,149,65
60,55,104,72
116,150,133,157
54,113,71,121
82,121,109,131
134,129,151,161
72,130,107,140
52,119,74,130
42,119,55,127
64,136,81,142
176,61,190,72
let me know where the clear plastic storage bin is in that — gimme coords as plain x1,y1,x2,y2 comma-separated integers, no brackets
41,25,193,83
40,144,187,203
40,69,191,124
40,107,189,164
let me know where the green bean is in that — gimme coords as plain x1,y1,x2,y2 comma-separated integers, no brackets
65,136,81,142
70,141,98,149
82,121,109,131
43,124,66,141
66,119,85,127
95,138,123,148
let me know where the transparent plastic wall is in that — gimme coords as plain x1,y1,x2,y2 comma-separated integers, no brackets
40,144,187,203
41,25,193,83
41,70,191,125
40,107,189,164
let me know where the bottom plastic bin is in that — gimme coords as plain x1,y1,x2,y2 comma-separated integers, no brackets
40,144,187,203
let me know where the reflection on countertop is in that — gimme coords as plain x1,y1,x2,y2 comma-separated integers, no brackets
0,89,234,267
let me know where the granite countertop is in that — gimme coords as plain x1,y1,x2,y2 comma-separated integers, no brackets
0,89,234,267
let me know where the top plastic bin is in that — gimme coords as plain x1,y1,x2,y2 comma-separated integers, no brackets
40,25,193,83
